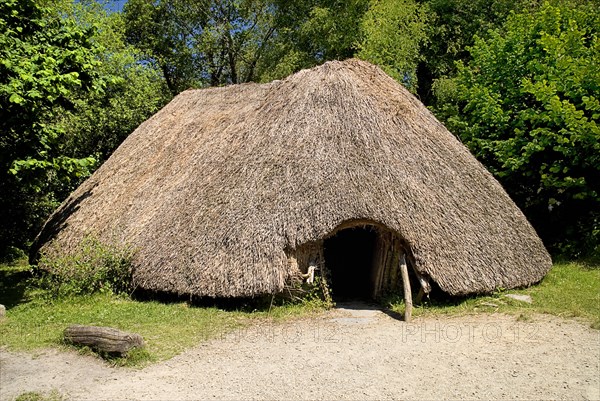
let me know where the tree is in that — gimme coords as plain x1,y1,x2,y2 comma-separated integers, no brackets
257,0,369,82
0,0,169,257
123,0,277,93
0,0,105,255
258,0,431,89
59,0,170,161
417,0,537,103
442,1,600,256
122,0,434,91
357,0,430,93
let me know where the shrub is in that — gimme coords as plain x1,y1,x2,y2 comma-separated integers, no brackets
36,236,135,298
437,1,600,257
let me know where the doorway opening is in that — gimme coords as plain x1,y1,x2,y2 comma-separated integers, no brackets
323,227,378,301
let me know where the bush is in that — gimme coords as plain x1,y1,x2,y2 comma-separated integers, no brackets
437,1,600,257
36,236,135,298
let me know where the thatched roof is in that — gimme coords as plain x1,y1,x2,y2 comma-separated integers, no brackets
31,59,551,297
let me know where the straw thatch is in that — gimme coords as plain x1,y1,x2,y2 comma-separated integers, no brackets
31,59,552,297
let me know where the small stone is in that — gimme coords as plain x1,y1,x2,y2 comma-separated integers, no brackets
0,304,5,318
504,294,533,304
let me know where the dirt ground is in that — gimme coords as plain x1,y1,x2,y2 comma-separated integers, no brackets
1,306,599,400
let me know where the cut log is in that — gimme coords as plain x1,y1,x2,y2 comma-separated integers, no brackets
64,325,144,355
399,253,413,323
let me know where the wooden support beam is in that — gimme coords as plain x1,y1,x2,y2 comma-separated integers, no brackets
415,287,425,305
414,271,431,304
374,234,390,298
399,253,412,322
414,270,431,294
404,255,431,305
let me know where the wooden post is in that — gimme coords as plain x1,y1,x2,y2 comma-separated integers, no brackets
374,235,390,297
399,253,412,322
413,271,431,304
415,288,425,305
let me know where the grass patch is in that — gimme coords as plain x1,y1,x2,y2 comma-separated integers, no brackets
0,260,330,367
14,390,64,401
386,261,600,328
3,259,596,368
0,291,244,365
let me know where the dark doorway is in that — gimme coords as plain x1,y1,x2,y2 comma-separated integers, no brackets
324,227,378,300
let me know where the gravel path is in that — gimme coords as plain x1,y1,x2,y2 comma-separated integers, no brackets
1,306,599,400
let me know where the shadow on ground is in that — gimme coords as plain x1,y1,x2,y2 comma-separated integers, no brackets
335,300,406,322
0,263,31,309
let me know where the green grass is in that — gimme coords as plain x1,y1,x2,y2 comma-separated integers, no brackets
388,261,600,328
0,261,328,366
14,390,64,401
0,292,244,364
2,260,598,368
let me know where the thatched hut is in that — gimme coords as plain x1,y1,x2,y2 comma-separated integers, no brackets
31,59,551,299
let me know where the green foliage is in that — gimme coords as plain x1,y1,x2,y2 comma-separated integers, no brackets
36,236,135,298
439,1,600,256
357,0,430,92
419,0,536,103
0,0,169,258
122,0,375,87
260,0,432,89
0,0,105,255
300,275,334,308
258,0,368,81
0,258,30,309
278,274,334,311
123,0,203,92
0,246,26,264
0,0,104,177
123,0,278,92
58,0,170,160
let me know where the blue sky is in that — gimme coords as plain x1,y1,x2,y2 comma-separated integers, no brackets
104,0,127,13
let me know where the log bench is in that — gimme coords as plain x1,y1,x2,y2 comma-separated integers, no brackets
64,324,144,355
